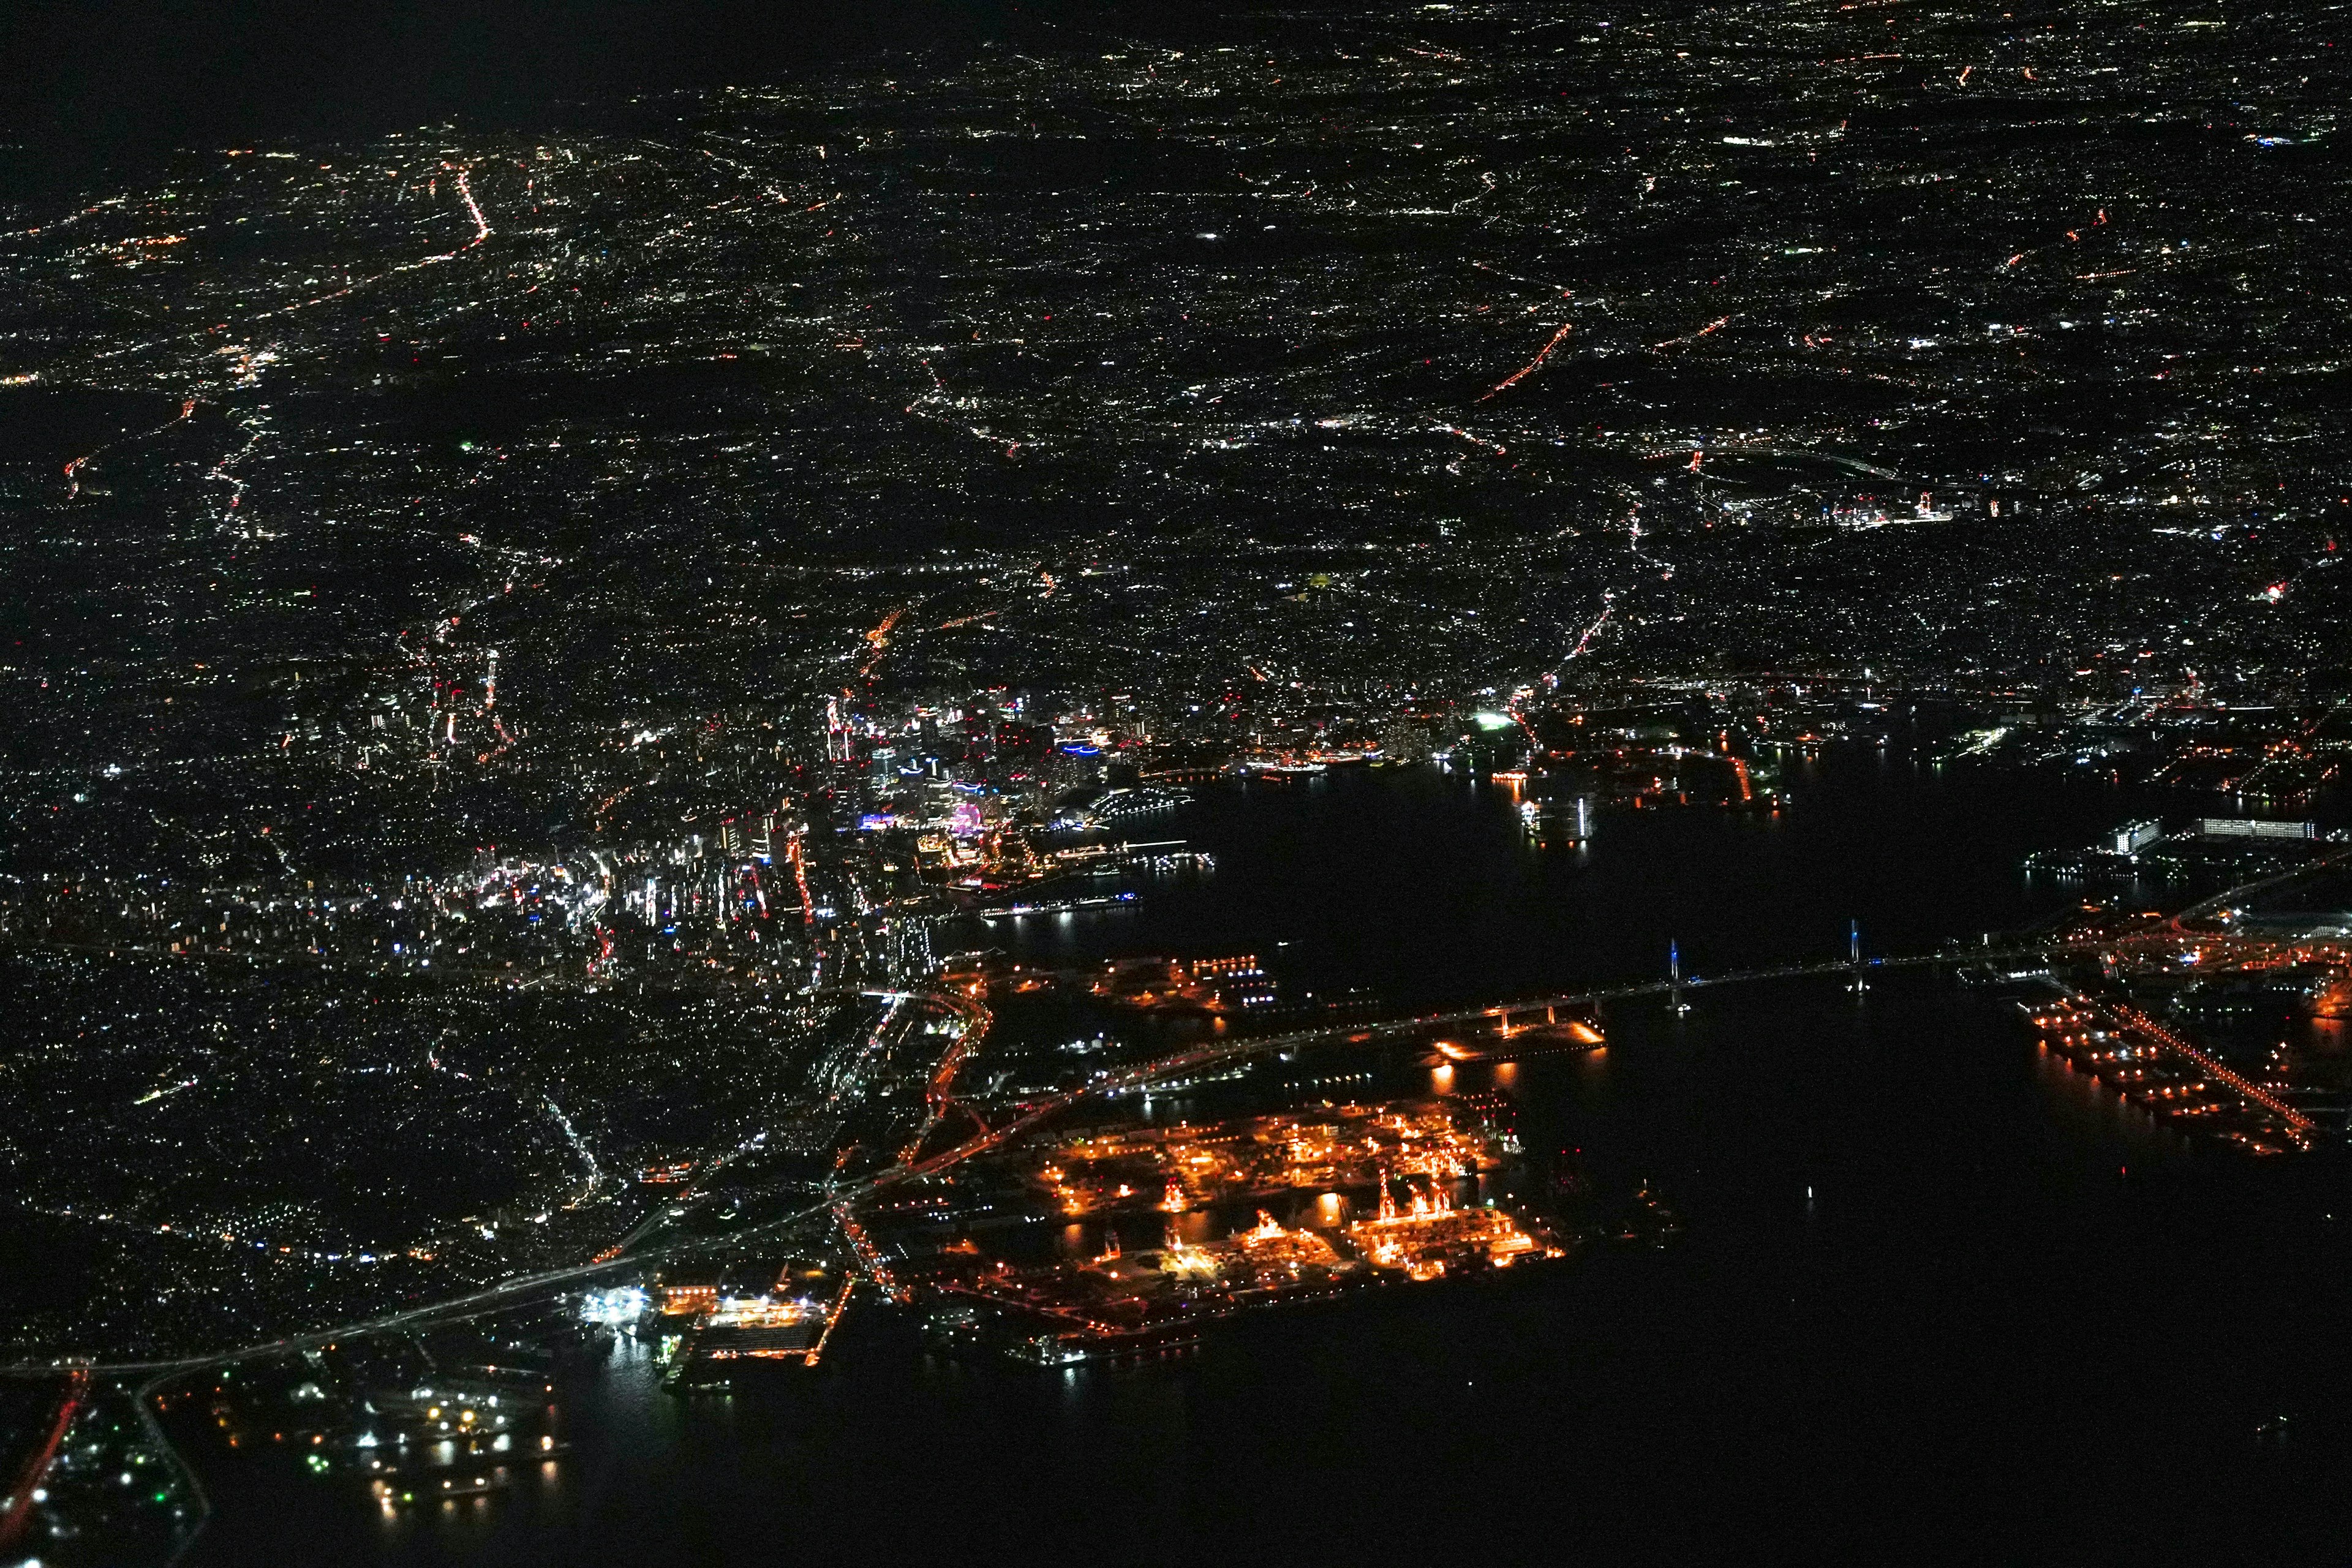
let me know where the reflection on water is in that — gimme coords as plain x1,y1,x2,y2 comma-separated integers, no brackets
178,760,2352,1565
187,979,2352,1566
968,755,2158,1007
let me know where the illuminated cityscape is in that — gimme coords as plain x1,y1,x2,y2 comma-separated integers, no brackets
2,0,2350,1560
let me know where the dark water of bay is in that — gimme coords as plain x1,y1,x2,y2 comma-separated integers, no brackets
180,755,2352,1564
974,752,2128,997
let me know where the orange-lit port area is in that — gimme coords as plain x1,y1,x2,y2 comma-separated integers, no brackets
921,1096,1565,1365
695,1299,826,1361
1025,1099,1518,1217
1348,1179,1550,1281
929,1195,1559,1365
2021,992,2312,1155
659,1262,854,1388
2103,930,2352,1016
1433,1016,1605,1064
951,1212,1363,1355
655,1276,720,1316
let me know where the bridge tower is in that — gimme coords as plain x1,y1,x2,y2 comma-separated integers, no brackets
1848,919,1868,995
1669,939,1689,1016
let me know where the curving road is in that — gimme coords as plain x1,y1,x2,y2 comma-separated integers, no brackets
0,939,2086,1380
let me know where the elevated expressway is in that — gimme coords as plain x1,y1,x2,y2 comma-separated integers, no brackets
0,940,2084,1381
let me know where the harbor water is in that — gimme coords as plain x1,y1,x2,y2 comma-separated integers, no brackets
179,755,2352,1563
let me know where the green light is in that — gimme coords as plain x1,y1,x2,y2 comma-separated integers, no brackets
1471,712,1516,731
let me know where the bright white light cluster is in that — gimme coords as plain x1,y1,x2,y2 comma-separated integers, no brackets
579,1286,648,1324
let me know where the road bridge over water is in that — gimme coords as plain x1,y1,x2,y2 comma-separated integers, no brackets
0,940,2087,1381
